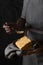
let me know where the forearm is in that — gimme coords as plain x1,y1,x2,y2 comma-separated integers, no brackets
15,17,26,31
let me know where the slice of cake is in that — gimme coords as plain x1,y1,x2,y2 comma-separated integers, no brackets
15,36,32,50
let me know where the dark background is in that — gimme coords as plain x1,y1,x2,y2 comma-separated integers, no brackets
0,0,23,65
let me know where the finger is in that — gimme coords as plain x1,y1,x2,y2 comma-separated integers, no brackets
6,30,11,33
3,27,10,31
3,25,10,28
3,25,11,33
5,27,11,33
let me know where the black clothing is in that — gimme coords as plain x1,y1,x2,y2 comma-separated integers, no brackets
0,0,23,26
0,0,23,65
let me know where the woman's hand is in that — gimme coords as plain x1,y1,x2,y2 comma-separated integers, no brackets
3,22,14,34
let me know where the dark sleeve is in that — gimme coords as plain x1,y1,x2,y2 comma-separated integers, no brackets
0,0,23,25
15,0,23,17
6,0,23,22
